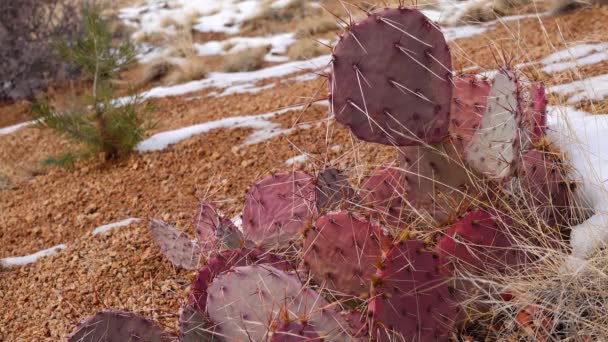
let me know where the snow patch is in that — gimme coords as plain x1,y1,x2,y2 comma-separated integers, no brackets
1,244,67,267
547,106,608,258
542,43,608,73
92,218,141,235
195,33,296,62
117,55,330,103
547,74,608,104
0,120,36,136
136,104,324,151
285,154,308,165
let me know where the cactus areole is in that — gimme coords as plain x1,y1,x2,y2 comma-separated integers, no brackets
330,8,453,146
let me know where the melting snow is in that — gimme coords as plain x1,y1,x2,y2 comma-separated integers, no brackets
92,218,141,235
542,43,608,73
1,244,67,267
547,106,608,259
285,154,308,165
547,74,608,104
0,120,36,136
195,33,296,62
136,104,322,151
116,55,330,103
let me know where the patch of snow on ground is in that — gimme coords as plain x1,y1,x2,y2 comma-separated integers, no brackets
1,244,67,267
542,43,608,73
0,120,36,136
547,74,608,104
285,154,308,165
137,104,322,151
195,33,296,62
120,0,261,35
547,106,608,259
117,55,330,102
92,218,141,235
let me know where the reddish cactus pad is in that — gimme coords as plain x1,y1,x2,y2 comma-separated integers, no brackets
68,310,174,342
369,240,457,341
271,320,322,341
330,7,452,146
188,248,290,315
303,211,386,296
435,209,527,276
149,218,201,270
450,75,491,145
243,171,315,247
206,265,350,341
193,201,242,254
522,83,548,147
358,165,408,228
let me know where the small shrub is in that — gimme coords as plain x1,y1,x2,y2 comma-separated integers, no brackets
221,46,269,73
33,8,152,165
166,58,208,85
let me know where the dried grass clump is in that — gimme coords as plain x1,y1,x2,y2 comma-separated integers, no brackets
241,0,319,34
221,46,269,73
165,59,208,85
287,40,328,61
137,57,207,87
295,17,338,38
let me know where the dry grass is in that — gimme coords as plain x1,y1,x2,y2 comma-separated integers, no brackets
137,59,176,88
165,58,208,85
295,16,338,38
221,46,270,73
240,0,320,35
287,39,329,60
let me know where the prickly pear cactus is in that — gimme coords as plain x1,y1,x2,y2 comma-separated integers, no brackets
189,248,290,315
206,265,351,341
450,75,491,144
358,165,408,228
315,167,355,213
524,83,548,145
465,69,522,180
397,141,474,225
68,310,174,342
330,7,452,146
435,209,528,277
303,211,386,296
369,240,457,341
149,219,201,270
242,171,315,247
271,318,322,341
193,201,243,252
178,304,214,342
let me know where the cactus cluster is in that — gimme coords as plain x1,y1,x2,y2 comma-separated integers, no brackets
69,6,577,341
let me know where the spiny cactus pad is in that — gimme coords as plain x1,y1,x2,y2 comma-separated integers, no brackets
397,141,474,224
330,7,452,146
193,202,242,253
189,248,290,315
178,304,214,342
465,69,522,180
315,168,355,213
450,75,491,144
359,165,408,228
369,240,457,341
303,211,386,296
68,310,174,342
435,209,527,276
523,83,548,146
149,218,201,270
271,319,322,341
206,265,350,341
243,171,315,247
